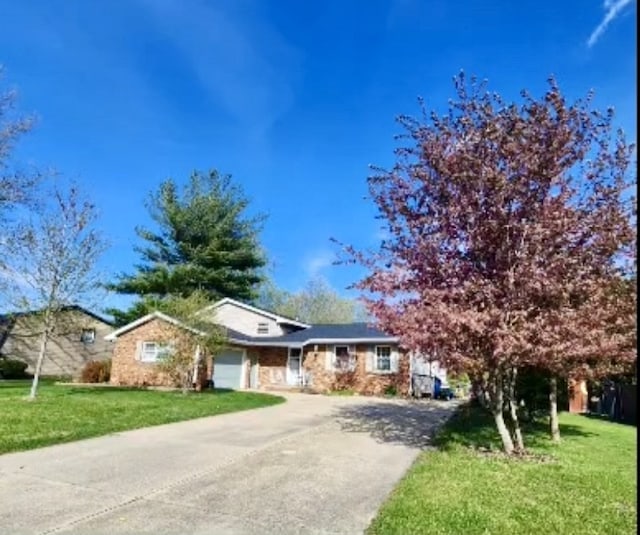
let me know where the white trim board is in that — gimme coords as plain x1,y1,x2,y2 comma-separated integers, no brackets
200,297,311,329
104,311,207,341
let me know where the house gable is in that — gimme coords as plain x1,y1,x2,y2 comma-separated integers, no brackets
199,298,309,337
0,307,113,377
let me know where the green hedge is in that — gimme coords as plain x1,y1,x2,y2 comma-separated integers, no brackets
0,358,29,379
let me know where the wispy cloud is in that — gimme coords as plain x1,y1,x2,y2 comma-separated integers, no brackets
587,0,635,48
137,0,301,139
304,250,335,278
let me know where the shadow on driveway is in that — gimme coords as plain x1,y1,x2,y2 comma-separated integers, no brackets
333,399,459,449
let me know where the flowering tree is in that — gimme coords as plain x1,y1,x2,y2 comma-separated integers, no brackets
343,73,636,454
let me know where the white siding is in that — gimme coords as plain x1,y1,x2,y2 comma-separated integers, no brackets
209,303,286,337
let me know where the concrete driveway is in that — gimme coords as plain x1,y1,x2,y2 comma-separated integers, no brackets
0,393,457,535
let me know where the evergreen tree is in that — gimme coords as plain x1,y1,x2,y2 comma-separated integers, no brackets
108,170,266,322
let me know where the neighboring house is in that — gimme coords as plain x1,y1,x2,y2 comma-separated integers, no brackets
0,306,114,378
106,298,447,396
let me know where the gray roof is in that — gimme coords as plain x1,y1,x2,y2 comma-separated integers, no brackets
225,323,397,347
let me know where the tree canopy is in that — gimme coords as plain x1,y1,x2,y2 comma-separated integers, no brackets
343,73,636,453
256,277,368,324
108,170,267,321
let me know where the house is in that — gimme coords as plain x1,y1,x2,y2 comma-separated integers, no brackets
0,306,114,378
105,298,447,396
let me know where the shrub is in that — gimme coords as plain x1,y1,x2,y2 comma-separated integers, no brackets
0,358,29,379
384,384,398,397
80,359,111,383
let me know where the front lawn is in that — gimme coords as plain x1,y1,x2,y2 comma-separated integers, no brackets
369,405,637,535
0,381,285,454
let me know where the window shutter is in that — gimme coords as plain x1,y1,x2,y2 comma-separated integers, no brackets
390,349,400,373
135,341,142,360
365,346,374,373
325,346,334,371
349,345,356,371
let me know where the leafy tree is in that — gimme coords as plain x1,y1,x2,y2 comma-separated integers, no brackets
1,183,107,399
108,170,267,321
256,277,369,324
343,73,636,454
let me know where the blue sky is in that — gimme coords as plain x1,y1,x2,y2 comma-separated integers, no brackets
0,0,636,313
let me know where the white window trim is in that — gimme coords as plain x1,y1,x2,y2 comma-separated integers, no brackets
332,344,356,373
140,341,174,363
373,345,394,374
140,341,159,362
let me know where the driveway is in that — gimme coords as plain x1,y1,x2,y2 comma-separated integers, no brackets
0,393,457,535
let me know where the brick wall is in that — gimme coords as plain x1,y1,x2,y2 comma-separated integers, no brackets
302,344,410,395
253,344,410,395
110,318,192,387
256,346,288,387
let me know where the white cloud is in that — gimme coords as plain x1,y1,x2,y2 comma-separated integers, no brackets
587,0,635,48
304,250,335,278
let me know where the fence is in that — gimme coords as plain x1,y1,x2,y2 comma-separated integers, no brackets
589,383,637,425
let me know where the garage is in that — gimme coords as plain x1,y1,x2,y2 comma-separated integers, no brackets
213,349,245,389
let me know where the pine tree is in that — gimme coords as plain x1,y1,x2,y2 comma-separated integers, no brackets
108,170,266,322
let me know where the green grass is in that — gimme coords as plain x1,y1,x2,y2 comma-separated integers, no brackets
369,405,637,535
0,380,285,454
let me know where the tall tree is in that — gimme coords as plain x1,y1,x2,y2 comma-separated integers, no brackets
342,74,636,453
256,277,369,324
108,170,267,320
0,67,40,226
2,183,107,399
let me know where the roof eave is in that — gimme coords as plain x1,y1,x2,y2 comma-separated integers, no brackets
225,337,399,348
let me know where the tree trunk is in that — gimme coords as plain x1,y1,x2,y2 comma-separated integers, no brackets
506,368,525,452
488,371,515,454
492,407,515,455
549,375,560,443
29,329,49,400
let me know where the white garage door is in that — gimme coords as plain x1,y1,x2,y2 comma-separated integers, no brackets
213,350,244,389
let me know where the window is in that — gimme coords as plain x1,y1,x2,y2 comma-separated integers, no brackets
140,341,173,363
141,342,159,362
257,322,269,335
80,328,95,344
334,345,355,372
375,346,392,371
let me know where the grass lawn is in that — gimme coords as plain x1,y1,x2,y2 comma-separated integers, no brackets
369,405,637,535
0,380,285,455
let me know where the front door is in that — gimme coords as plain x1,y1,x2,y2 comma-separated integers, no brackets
287,348,302,386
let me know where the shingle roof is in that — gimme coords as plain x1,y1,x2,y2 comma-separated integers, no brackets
226,323,397,347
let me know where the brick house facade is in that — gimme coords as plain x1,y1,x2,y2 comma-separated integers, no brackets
105,299,439,396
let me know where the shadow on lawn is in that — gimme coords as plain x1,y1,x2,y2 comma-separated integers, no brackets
334,399,458,448
335,400,599,451
433,404,599,451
